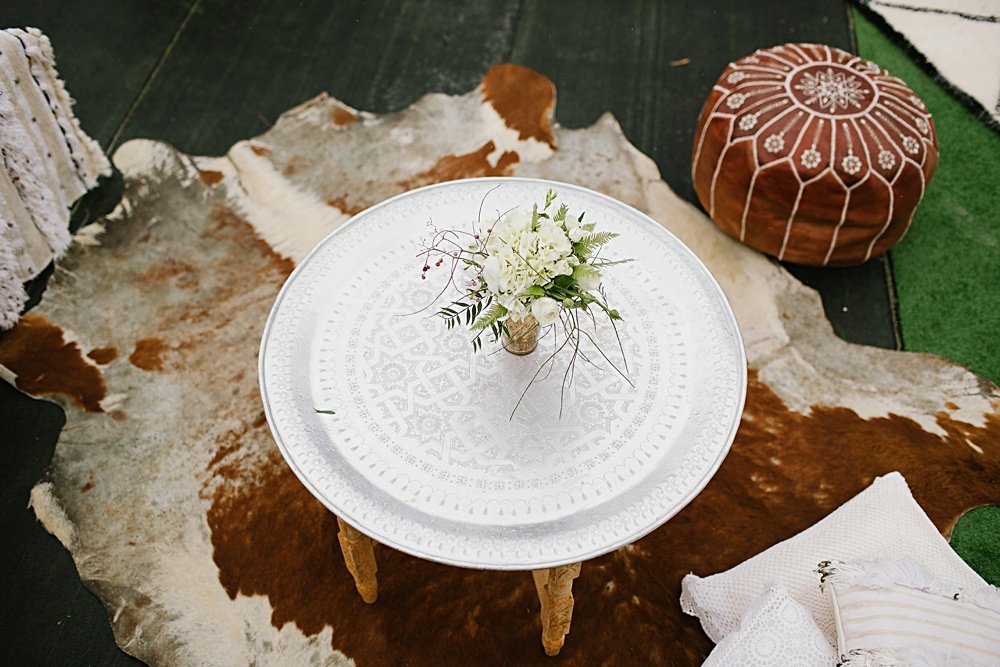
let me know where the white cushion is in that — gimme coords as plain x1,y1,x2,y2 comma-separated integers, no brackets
702,586,836,667
680,472,988,643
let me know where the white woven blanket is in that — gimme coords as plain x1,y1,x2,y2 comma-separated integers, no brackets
0,27,110,329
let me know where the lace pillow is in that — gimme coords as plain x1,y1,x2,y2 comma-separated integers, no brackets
680,472,988,643
820,559,1000,667
702,586,836,667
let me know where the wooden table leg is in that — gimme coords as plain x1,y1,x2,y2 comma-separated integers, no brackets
532,562,582,657
336,517,378,603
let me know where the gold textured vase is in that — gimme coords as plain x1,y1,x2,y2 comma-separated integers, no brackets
503,315,540,355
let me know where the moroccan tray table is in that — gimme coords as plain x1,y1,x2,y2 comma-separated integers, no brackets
259,177,747,655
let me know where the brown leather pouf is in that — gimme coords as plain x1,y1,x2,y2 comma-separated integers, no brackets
692,43,938,267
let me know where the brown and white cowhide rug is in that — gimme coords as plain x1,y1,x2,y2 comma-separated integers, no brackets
1,64,997,666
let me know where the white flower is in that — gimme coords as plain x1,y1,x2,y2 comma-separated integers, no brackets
482,210,535,312
564,216,588,242
572,264,602,292
482,254,504,294
530,297,561,326
485,209,532,257
549,251,576,276
507,298,531,321
536,218,572,261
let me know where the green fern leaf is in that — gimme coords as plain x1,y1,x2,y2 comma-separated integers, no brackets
471,303,508,331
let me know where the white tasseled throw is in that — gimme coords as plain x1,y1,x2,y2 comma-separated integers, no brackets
823,559,1000,666
0,27,111,329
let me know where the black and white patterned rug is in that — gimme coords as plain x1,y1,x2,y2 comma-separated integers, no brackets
856,0,1000,131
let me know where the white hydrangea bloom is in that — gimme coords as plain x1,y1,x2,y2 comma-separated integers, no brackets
536,218,572,262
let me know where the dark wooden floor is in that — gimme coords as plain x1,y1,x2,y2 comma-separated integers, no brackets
0,2,895,663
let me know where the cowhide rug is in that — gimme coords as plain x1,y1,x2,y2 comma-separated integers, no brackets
1,64,997,666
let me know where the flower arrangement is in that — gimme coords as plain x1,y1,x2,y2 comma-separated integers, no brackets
419,187,632,414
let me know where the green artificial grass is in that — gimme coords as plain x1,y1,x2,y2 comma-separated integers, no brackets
853,9,1000,384
854,9,999,587
950,505,1000,586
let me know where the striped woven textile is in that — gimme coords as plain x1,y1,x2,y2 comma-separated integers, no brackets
831,580,1000,666
0,27,110,329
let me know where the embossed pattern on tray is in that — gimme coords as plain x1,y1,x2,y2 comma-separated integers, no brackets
260,178,746,569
